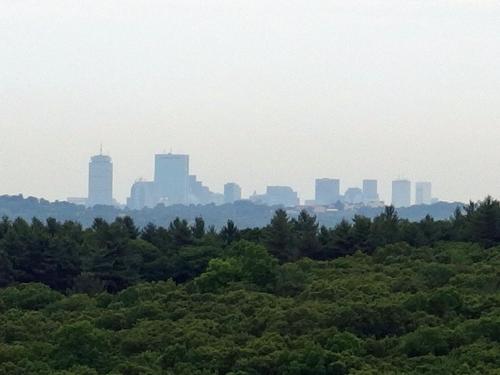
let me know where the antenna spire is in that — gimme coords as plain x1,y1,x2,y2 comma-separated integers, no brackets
100,143,103,155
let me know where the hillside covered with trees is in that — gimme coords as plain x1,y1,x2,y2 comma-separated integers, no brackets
1,197,500,374
0,194,461,229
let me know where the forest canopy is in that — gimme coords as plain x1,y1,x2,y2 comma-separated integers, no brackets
1,197,500,374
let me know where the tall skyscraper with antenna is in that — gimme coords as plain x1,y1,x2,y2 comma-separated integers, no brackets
88,148,113,207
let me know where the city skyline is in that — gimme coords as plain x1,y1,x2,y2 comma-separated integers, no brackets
80,150,443,208
1,1,499,204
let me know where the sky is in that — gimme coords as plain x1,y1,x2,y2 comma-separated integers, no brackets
1,0,499,204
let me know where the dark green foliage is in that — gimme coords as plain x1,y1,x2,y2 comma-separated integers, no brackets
402,327,454,357
0,197,499,373
220,220,240,246
192,217,206,239
1,241,500,373
295,210,321,260
168,218,193,247
194,241,277,292
0,197,498,293
54,321,110,370
264,209,295,262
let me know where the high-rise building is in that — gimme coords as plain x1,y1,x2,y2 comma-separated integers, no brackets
415,182,432,205
127,180,159,210
392,179,411,208
315,178,340,205
189,175,223,205
264,186,300,207
88,154,113,207
154,153,189,205
344,187,364,204
362,179,379,203
224,182,242,204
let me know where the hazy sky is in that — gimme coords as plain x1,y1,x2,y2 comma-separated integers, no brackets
1,0,499,204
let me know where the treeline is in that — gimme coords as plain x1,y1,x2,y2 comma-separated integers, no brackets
0,195,276,229
0,194,462,229
1,197,499,293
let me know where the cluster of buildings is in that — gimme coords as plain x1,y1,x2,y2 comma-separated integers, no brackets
310,178,381,208
72,152,243,209
70,151,437,210
308,178,435,210
392,180,435,208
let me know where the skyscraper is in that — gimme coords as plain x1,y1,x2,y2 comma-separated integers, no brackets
315,178,340,205
392,179,411,208
88,153,113,207
189,175,223,205
224,182,242,204
415,182,432,205
127,180,159,210
362,179,379,203
264,186,300,207
154,153,189,205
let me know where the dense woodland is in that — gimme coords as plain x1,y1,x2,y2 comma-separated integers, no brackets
1,197,500,374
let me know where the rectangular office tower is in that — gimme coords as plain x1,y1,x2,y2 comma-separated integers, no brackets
392,179,411,208
265,186,300,207
154,153,189,205
224,182,242,204
362,179,379,203
88,154,113,207
315,178,340,205
415,182,432,205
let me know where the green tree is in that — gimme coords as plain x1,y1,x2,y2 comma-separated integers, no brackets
220,220,240,246
402,327,453,357
169,218,193,247
370,206,400,247
192,217,206,239
54,321,109,370
295,210,321,260
470,196,500,246
265,209,295,262
195,241,277,292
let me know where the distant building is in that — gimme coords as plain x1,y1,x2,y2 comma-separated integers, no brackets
224,182,242,204
315,178,340,205
127,180,159,210
344,187,364,204
250,192,267,205
88,154,113,207
415,182,432,205
362,179,379,204
392,179,411,208
189,175,210,204
189,175,223,205
265,186,299,207
154,153,189,205
251,186,299,207
67,197,88,206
